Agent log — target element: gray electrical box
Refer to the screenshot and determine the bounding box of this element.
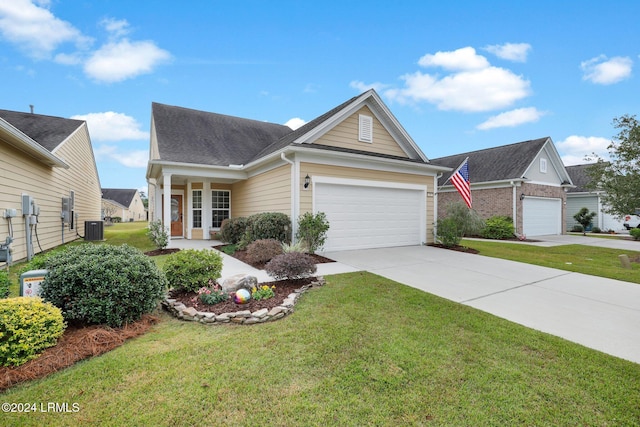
[62,197,71,223]
[20,269,48,297]
[22,194,33,216]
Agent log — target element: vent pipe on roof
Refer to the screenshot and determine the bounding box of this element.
[29,105,34,114]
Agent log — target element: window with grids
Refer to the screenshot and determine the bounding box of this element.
[211,190,230,228]
[192,190,202,228]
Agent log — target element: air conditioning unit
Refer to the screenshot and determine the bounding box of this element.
[84,220,104,241]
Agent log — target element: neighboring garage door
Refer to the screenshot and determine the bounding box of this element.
[523,197,562,236]
[314,178,426,252]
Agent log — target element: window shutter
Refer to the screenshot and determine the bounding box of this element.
[359,114,373,143]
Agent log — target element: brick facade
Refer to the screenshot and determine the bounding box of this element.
[438,183,566,235]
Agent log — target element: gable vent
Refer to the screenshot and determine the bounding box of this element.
[358,114,373,143]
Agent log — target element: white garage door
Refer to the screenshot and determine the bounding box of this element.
[314,179,425,252]
[523,197,562,236]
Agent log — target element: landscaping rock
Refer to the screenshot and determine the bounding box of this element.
[221,273,258,293]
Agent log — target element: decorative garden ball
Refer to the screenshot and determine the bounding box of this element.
[234,289,251,304]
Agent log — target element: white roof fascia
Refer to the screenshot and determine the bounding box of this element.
[0,117,69,168]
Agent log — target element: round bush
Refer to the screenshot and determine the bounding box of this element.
[480,216,514,239]
[246,212,291,243]
[220,217,248,244]
[163,249,223,292]
[265,252,317,280]
[246,239,284,264]
[0,297,65,367]
[41,244,167,327]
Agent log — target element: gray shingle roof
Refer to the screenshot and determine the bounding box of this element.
[565,164,597,193]
[152,103,293,166]
[431,137,550,186]
[0,109,84,152]
[101,188,137,207]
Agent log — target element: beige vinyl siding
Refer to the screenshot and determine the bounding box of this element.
[149,118,160,160]
[313,106,409,158]
[231,165,290,217]
[0,126,101,264]
[128,192,147,221]
[299,162,436,244]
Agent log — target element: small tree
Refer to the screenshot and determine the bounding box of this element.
[573,207,596,236]
[296,212,330,254]
[147,220,169,250]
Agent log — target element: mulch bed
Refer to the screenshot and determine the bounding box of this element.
[169,277,315,313]
[431,244,479,254]
[212,245,335,270]
[144,248,181,256]
[0,315,158,392]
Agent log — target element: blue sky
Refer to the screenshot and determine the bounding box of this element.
[1,1,639,194]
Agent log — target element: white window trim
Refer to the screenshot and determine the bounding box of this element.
[540,158,548,173]
[358,114,373,143]
[211,189,231,230]
[192,189,202,229]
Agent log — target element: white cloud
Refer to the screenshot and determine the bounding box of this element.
[84,39,171,83]
[484,43,531,62]
[581,55,633,85]
[556,135,611,165]
[72,112,148,141]
[95,145,149,168]
[418,47,489,71]
[0,1,170,83]
[383,47,531,112]
[0,0,92,59]
[477,107,546,130]
[349,80,389,93]
[284,117,306,130]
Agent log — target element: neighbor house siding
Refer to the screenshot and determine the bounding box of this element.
[231,165,291,217]
[298,162,435,244]
[566,195,599,230]
[0,126,101,264]
[313,106,409,158]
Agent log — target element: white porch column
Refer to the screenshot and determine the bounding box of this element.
[163,173,172,241]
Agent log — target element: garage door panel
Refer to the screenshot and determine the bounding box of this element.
[523,198,561,236]
[315,182,424,251]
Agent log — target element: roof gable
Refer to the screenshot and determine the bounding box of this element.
[432,138,551,186]
[0,109,84,152]
[101,188,137,207]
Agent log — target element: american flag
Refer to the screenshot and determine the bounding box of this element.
[449,157,472,208]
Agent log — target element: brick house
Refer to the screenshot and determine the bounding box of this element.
[431,137,573,237]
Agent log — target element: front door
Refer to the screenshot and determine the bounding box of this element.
[169,195,183,236]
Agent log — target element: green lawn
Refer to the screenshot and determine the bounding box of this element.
[461,238,640,284]
[3,271,639,426]
[3,225,640,425]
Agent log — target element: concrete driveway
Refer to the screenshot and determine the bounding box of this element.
[323,245,640,364]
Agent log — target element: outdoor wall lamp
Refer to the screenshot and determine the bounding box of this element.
[520,193,525,201]
[304,174,311,189]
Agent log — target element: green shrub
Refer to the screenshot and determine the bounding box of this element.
[246,212,291,243]
[265,252,317,280]
[246,239,284,264]
[41,244,167,327]
[571,225,584,233]
[0,270,9,299]
[220,217,248,244]
[436,217,462,248]
[296,212,330,254]
[481,216,515,239]
[197,286,229,305]
[147,220,169,250]
[573,207,596,235]
[591,226,602,233]
[630,228,640,241]
[0,297,65,367]
[163,249,223,293]
[444,202,485,236]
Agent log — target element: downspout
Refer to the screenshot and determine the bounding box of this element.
[433,173,442,242]
[511,181,518,234]
[281,153,297,242]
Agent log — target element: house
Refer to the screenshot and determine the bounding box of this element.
[146,90,451,251]
[0,108,102,264]
[431,137,573,237]
[101,188,147,222]
[564,164,625,232]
